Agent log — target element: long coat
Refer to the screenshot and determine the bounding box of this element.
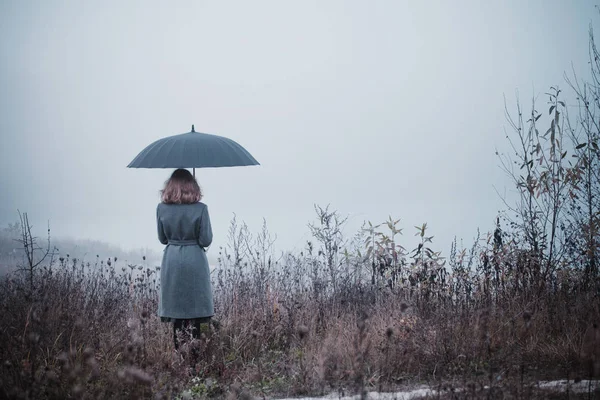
[156,202,214,320]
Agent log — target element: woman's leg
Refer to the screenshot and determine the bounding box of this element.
[173,319,186,350]
[189,317,211,363]
[191,319,202,339]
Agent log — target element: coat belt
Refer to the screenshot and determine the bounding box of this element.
[167,239,198,246]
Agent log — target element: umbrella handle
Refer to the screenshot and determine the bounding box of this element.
[193,168,195,178]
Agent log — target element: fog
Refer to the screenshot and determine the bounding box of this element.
[0,1,594,264]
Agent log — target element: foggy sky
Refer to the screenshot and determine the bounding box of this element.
[0,1,595,263]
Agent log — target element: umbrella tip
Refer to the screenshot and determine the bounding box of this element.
[191,124,195,132]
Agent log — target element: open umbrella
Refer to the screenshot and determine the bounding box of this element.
[127,125,259,176]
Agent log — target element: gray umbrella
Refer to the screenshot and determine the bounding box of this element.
[127,125,259,176]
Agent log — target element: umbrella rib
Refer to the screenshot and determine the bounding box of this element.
[166,137,182,167]
[129,138,163,167]
[149,136,179,168]
[205,138,214,167]
[178,136,186,168]
[233,140,253,163]
[227,139,240,165]
[233,139,257,164]
[226,139,240,165]
[226,139,246,165]
[197,138,205,168]
[208,138,217,166]
[143,138,168,168]
[239,143,255,160]
[217,139,232,166]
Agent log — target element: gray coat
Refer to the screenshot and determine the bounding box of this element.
[156,202,214,320]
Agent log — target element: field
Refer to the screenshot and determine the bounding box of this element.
[0,207,598,399]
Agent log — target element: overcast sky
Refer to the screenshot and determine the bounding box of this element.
[0,1,596,263]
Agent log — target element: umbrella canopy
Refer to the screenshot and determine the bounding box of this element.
[127,125,260,169]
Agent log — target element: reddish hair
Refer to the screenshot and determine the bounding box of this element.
[161,169,202,204]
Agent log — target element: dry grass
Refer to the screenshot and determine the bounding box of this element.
[0,214,598,399]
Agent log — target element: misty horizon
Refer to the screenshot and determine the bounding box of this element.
[1,1,596,262]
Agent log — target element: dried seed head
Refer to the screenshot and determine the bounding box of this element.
[298,325,309,340]
[357,319,365,331]
[386,327,394,338]
[90,366,100,379]
[523,312,531,322]
[72,384,83,396]
[400,303,409,313]
[27,332,40,343]
[46,370,58,382]
[83,347,94,359]
[56,352,69,364]
[126,367,153,385]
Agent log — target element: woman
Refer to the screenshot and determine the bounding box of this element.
[156,168,214,350]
